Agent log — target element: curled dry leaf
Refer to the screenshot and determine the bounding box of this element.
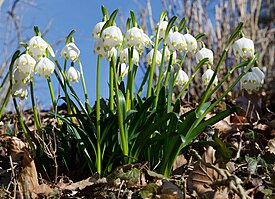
[187,146,227,198]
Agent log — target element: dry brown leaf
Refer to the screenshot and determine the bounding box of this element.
[160,180,183,199]
[187,146,222,198]
[268,139,275,154]
[5,137,39,198]
[33,184,53,196]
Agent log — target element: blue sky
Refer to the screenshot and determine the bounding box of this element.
[1,0,163,108]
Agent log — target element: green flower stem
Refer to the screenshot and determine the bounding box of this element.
[163,54,173,88]
[30,81,42,134]
[112,58,128,158]
[206,60,249,100]
[147,24,161,98]
[109,59,114,111]
[96,55,102,175]
[126,47,133,110]
[77,60,89,104]
[154,42,167,108]
[0,85,11,118]
[176,58,209,101]
[137,66,150,96]
[196,22,243,115]
[47,77,62,126]
[184,54,258,148]
[0,71,9,92]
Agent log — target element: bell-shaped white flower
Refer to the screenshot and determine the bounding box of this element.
[16,54,36,75]
[196,48,214,65]
[125,27,151,52]
[13,68,32,84]
[28,36,48,60]
[61,43,80,62]
[166,32,187,52]
[241,67,265,93]
[120,48,139,65]
[66,66,80,82]
[160,47,177,64]
[157,21,169,39]
[117,63,129,79]
[183,33,197,53]
[94,38,116,60]
[101,26,123,50]
[175,69,189,87]
[233,37,254,60]
[12,82,28,100]
[202,68,218,88]
[92,21,106,39]
[35,57,55,78]
[145,49,162,66]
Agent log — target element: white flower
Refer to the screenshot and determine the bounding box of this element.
[196,48,214,65]
[94,38,117,60]
[145,49,162,66]
[202,69,218,88]
[16,54,36,75]
[120,48,139,65]
[13,68,32,84]
[101,26,123,50]
[92,21,106,39]
[12,82,28,100]
[61,43,80,62]
[157,21,169,38]
[183,33,197,53]
[35,57,55,78]
[175,69,189,87]
[67,66,80,82]
[241,67,265,93]
[28,36,48,60]
[117,63,128,78]
[125,27,151,52]
[160,47,177,64]
[233,37,254,60]
[166,32,187,52]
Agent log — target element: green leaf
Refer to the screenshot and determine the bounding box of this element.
[178,17,186,32]
[195,33,205,40]
[195,101,211,118]
[33,26,41,36]
[101,5,109,21]
[130,10,137,27]
[165,16,177,39]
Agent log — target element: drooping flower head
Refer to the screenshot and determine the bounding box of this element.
[92,21,106,39]
[28,36,48,60]
[183,33,197,53]
[120,48,140,65]
[35,57,55,78]
[145,49,162,66]
[16,54,36,75]
[196,48,214,65]
[67,66,80,82]
[94,38,117,60]
[175,69,189,87]
[157,21,169,39]
[101,26,123,50]
[233,37,254,60]
[13,68,32,84]
[202,68,218,88]
[241,67,265,93]
[166,32,187,53]
[12,82,28,100]
[61,43,80,62]
[125,27,151,52]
